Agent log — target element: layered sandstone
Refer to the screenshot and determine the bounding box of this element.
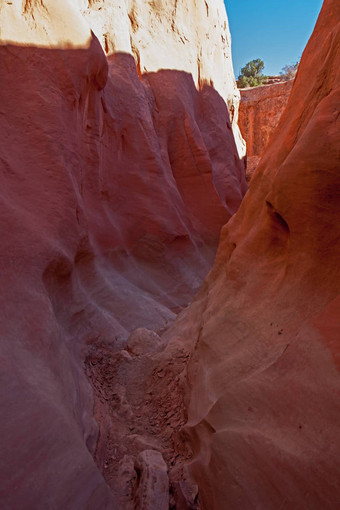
[0,0,246,508]
[164,0,340,507]
[239,79,293,178]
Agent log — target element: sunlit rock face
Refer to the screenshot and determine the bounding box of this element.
[238,79,293,179]
[165,0,340,507]
[81,0,246,157]
[0,0,245,155]
[0,0,246,508]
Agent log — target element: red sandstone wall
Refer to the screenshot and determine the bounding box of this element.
[239,79,293,178]
[165,0,340,507]
[0,2,246,508]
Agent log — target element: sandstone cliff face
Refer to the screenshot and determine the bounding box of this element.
[165,0,340,507]
[0,1,246,508]
[238,79,293,179]
[0,0,245,156]
[81,0,246,156]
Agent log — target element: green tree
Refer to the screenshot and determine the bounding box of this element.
[237,59,268,88]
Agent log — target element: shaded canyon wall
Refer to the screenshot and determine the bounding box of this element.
[0,0,247,508]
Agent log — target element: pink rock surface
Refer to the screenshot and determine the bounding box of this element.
[0,1,246,508]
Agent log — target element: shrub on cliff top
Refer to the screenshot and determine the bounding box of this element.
[280,59,300,80]
[237,59,268,88]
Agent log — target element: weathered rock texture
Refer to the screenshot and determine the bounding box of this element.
[239,79,293,179]
[0,0,245,157]
[164,0,340,507]
[81,0,246,157]
[0,0,247,508]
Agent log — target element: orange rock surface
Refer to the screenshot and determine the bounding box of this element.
[239,79,293,178]
[166,0,340,507]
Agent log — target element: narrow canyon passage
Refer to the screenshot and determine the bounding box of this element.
[0,1,246,508]
[0,1,339,509]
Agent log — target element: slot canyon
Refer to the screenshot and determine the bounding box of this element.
[0,1,339,509]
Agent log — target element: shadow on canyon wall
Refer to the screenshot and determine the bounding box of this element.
[0,37,247,509]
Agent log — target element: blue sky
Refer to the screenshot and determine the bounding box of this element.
[225,0,323,76]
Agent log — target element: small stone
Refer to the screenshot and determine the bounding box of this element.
[126,328,165,356]
[134,450,169,510]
